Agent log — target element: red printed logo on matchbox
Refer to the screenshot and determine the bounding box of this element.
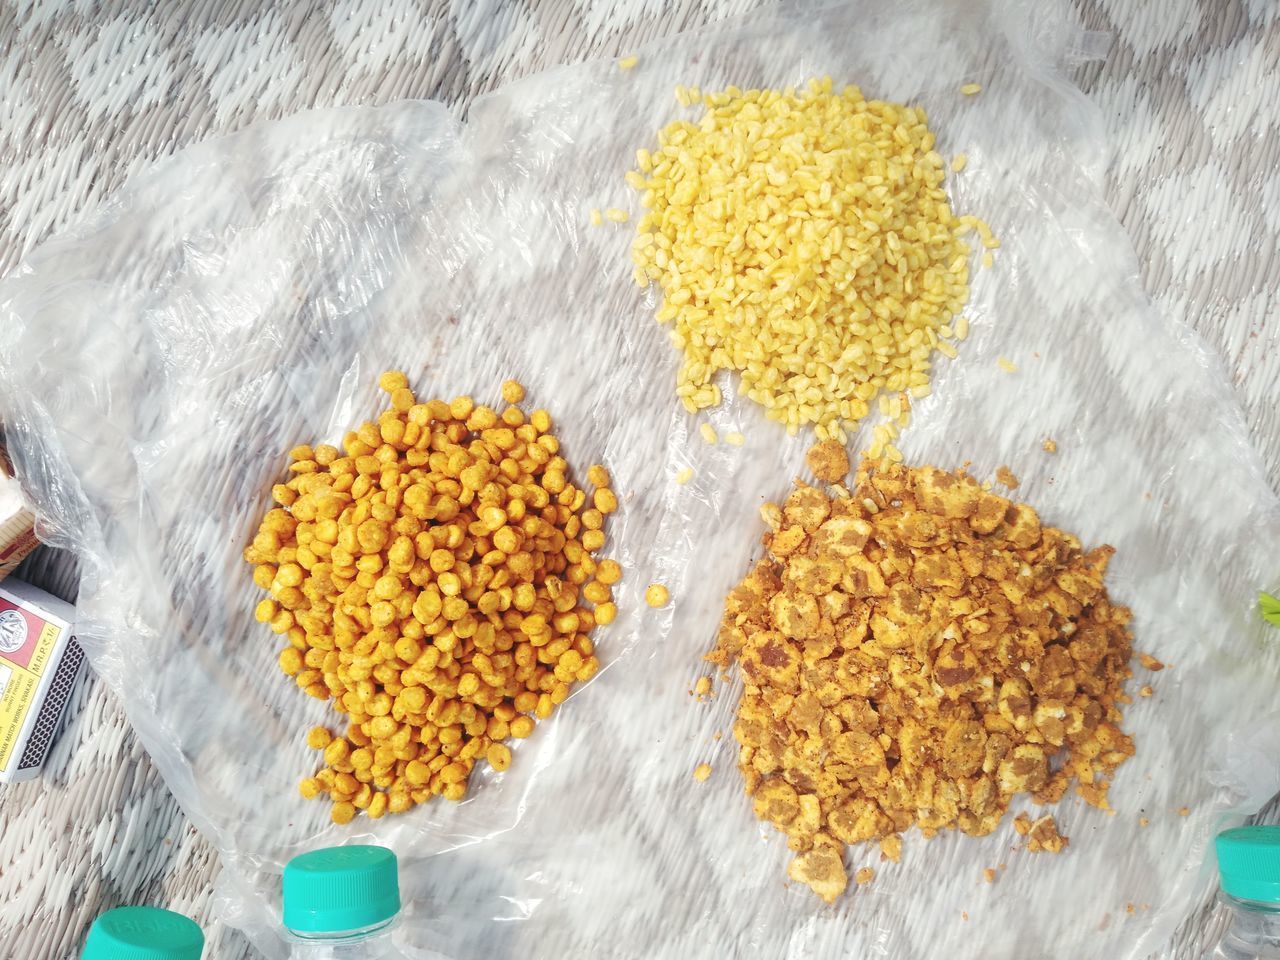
[0,599,43,670]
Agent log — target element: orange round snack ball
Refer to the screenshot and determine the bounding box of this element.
[645,583,670,608]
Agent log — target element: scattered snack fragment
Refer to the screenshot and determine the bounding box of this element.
[855,867,875,885]
[725,432,746,447]
[694,676,712,697]
[674,466,695,485]
[645,583,670,608]
[707,458,1136,901]
[1139,653,1165,671]
[806,440,850,484]
[961,82,982,95]
[699,423,718,445]
[627,77,993,441]
[1042,438,1058,454]
[995,465,1019,489]
[787,847,847,904]
[1179,806,1190,817]
[693,762,712,782]
[245,372,618,822]
[617,54,638,70]
[1024,815,1069,853]
[997,356,1017,373]
[1139,816,1150,828]
[589,208,603,226]
[983,868,997,884]
[951,153,968,173]
[1139,685,1153,698]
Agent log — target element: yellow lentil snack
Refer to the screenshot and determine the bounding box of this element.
[628,77,987,441]
[245,374,619,821]
[707,456,1136,902]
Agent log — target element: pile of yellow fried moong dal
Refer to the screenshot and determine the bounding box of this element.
[244,373,620,823]
[628,77,996,441]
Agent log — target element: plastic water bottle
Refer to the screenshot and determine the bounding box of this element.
[283,845,401,959]
[1204,826,1280,959]
[81,906,204,959]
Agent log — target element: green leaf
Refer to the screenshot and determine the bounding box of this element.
[1261,591,1280,628]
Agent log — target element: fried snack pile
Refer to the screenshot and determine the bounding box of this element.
[707,458,1135,902]
[627,77,994,442]
[244,373,617,823]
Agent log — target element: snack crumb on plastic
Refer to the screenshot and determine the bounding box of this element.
[995,465,1019,489]
[961,82,982,95]
[674,466,695,485]
[1022,815,1069,853]
[707,457,1134,900]
[854,867,875,885]
[1139,816,1150,828]
[589,208,603,226]
[694,676,712,697]
[725,431,745,447]
[983,867,997,884]
[617,54,638,70]
[997,356,1017,373]
[806,440,850,484]
[1042,438,1058,453]
[1139,685,1153,697]
[700,423,718,445]
[1139,653,1165,671]
[1178,806,1190,817]
[880,835,902,863]
[951,153,968,173]
[645,583,670,608]
[693,762,712,782]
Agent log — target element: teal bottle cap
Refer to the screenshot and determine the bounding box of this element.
[1217,825,1280,903]
[81,906,203,960]
[283,845,400,935]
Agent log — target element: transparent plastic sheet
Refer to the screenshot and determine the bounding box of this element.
[2,0,1279,957]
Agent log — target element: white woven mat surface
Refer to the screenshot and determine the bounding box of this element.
[1,1,1277,958]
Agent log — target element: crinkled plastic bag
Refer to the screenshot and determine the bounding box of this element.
[3,1,1279,957]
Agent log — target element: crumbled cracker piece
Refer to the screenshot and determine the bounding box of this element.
[1139,685,1153,697]
[675,466,694,485]
[983,868,997,884]
[693,762,712,782]
[807,440,851,484]
[1139,816,1149,828]
[1024,815,1069,854]
[1042,438,1057,454]
[694,676,712,697]
[1139,653,1164,671]
[725,432,746,446]
[854,867,875,885]
[709,458,1134,901]
[997,356,1017,373]
[880,835,902,863]
[788,846,847,904]
[1178,806,1190,817]
[995,465,1019,489]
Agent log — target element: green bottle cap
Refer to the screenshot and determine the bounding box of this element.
[283,845,400,935]
[1216,826,1280,903]
[81,906,203,960]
